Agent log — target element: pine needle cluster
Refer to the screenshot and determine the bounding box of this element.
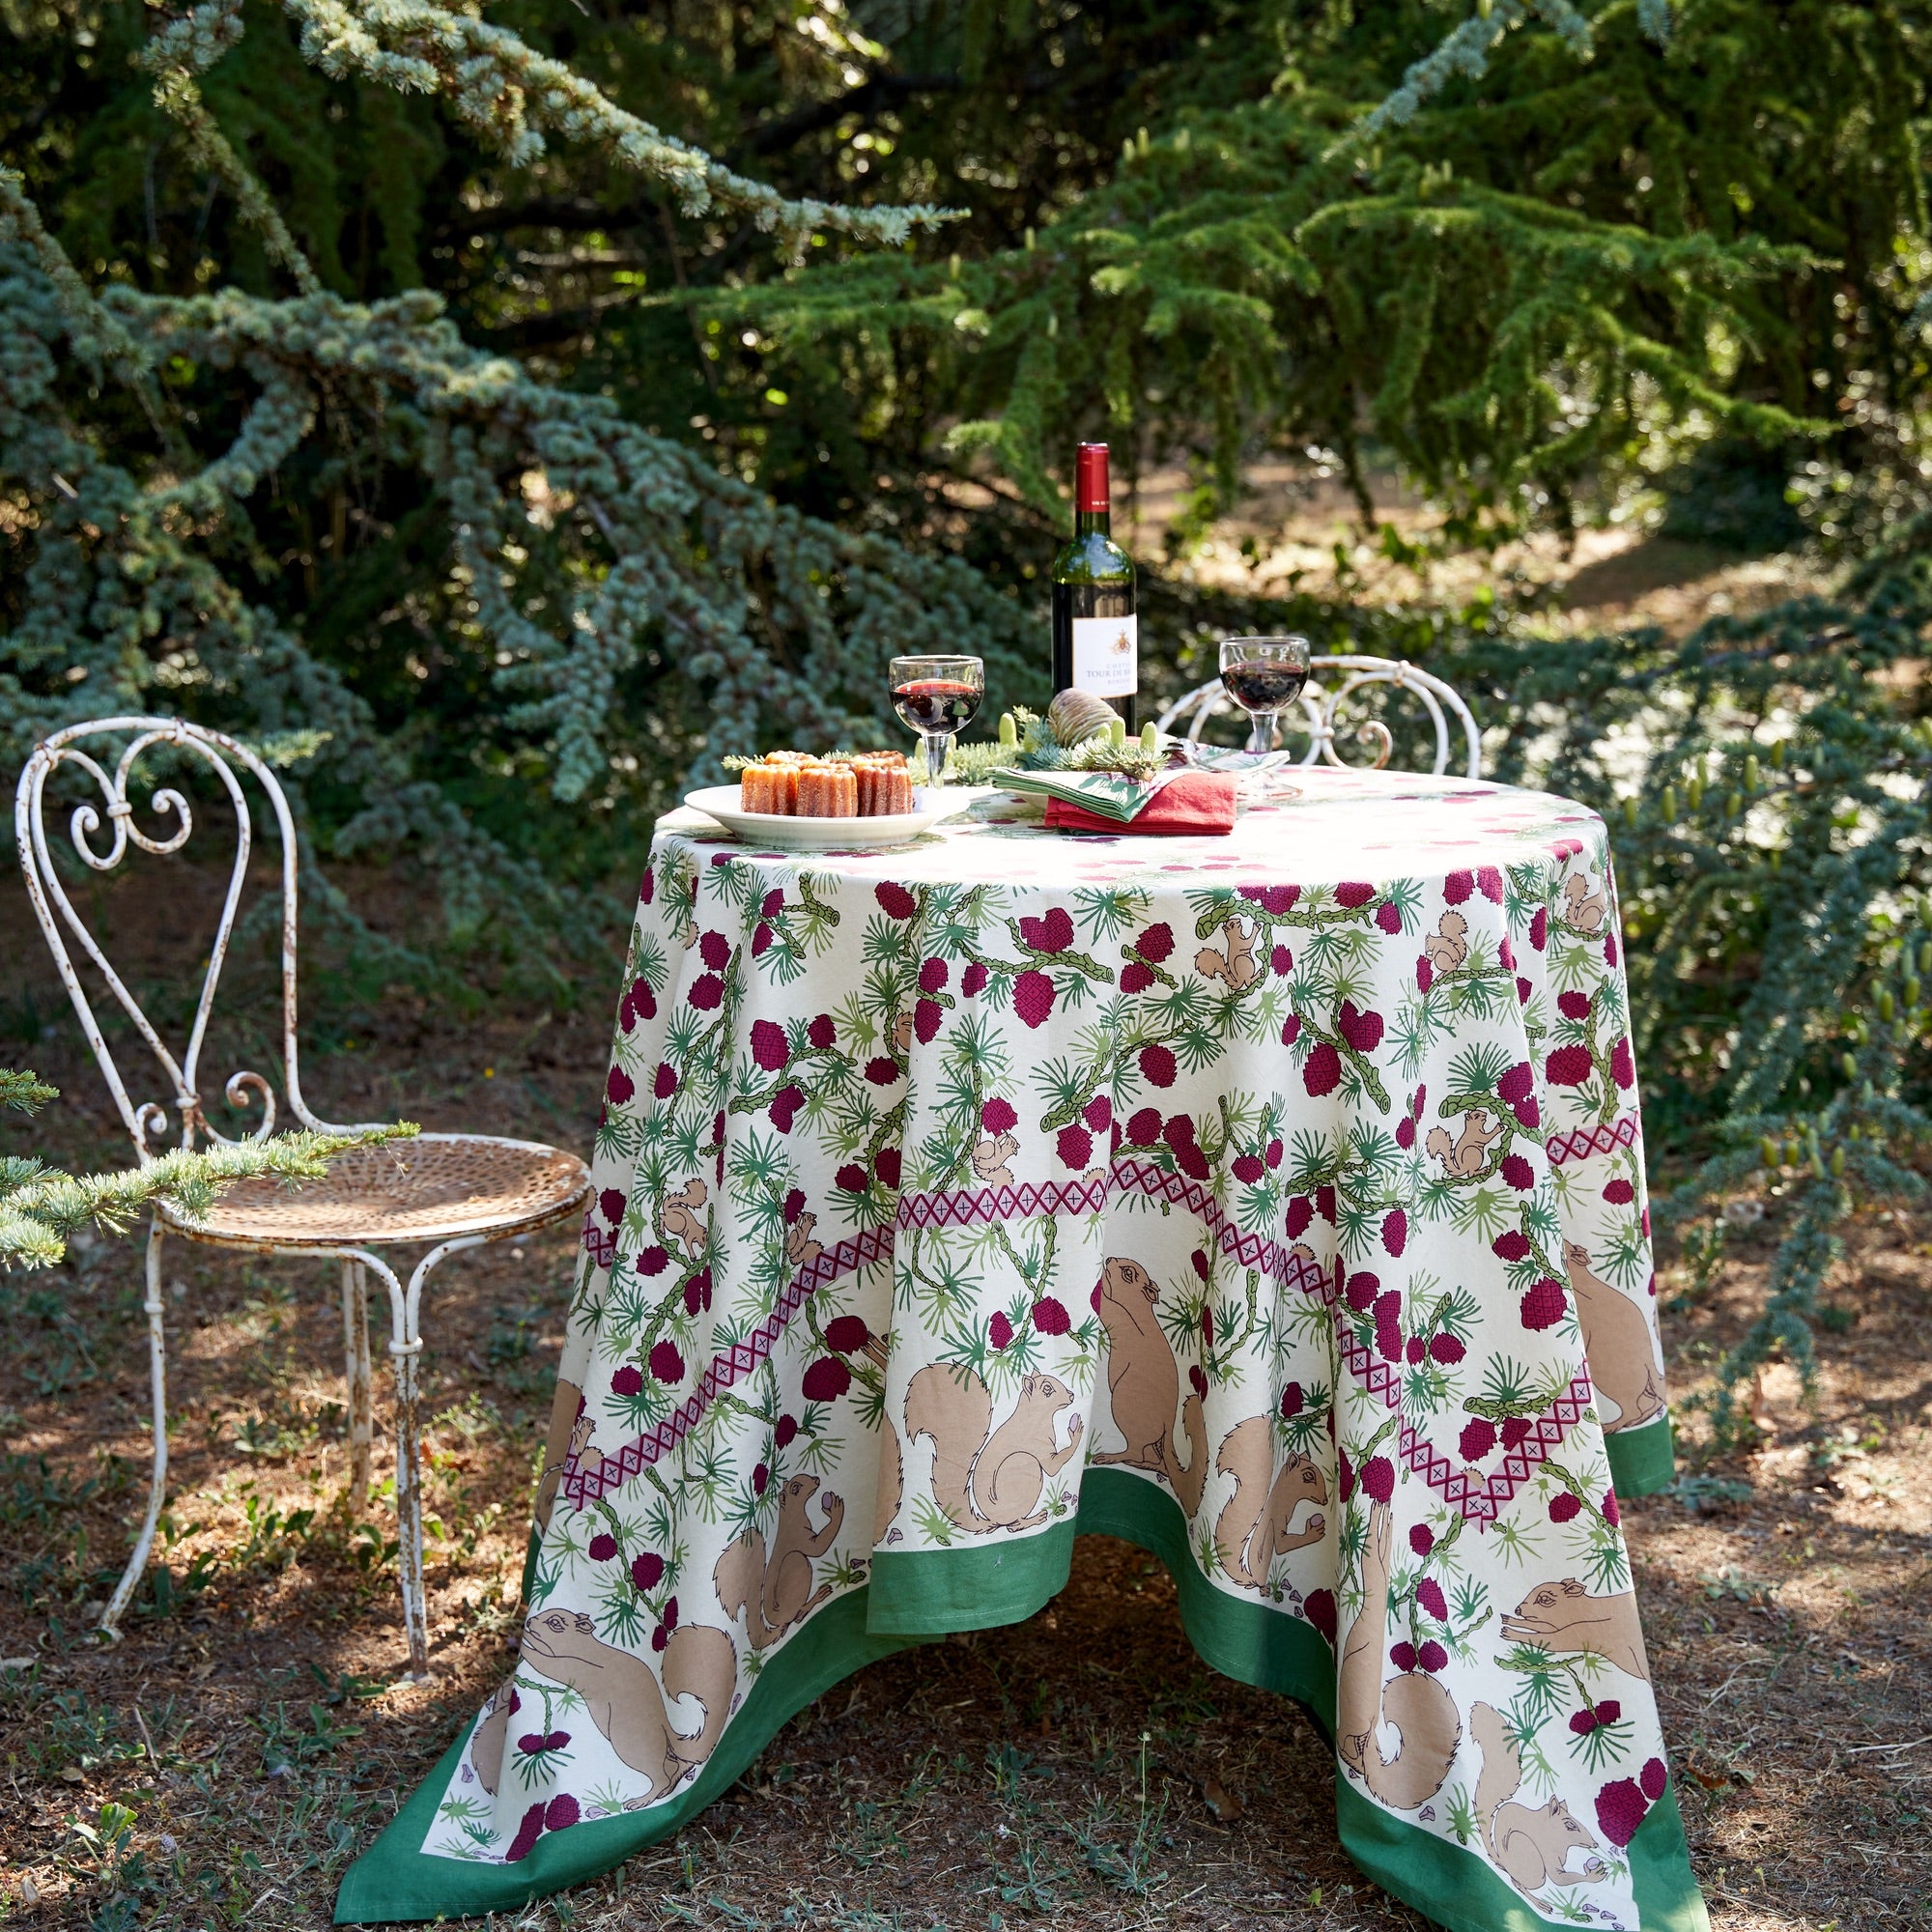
[1,1065,414,1270]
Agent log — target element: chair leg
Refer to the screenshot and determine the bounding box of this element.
[388,1235,487,1682]
[339,1258,373,1504]
[100,1216,170,1640]
[354,1251,427,1679]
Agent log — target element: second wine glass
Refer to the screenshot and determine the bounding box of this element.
[1219,636,1310,755]
[891,655,984,786]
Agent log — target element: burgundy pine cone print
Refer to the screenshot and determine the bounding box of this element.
[1019,906,1074,953]
[1548,1043,1596,1085]
[1300,1589,1337,1646]
[1012,969,1055,1028]
[1031,1296,1071,1336]
[1140,1043,1178,1087]
[801,1357,853,1403]
[1302,1040,1343,1095]
[1520,1278,1569,1330]
[1594,1777,1649,1849]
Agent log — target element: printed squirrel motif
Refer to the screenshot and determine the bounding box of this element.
[1211,1417,1327,1589]
[1089,1258,1207,1514]
[971,1131,1019,1189]
[661,1178,709,1253]
[1501,1577,1653,1684]
[1470,1701,1605,1907]
[474,1609,736,1804]
[713,1472,843,1650]
[532,1378,585,1533]
[1422,909,1469,973]
[873,1410,904,1548]
[1562,873,1609,934]
[1426,1108,1504,1179]
[1563,1240,1665,1433]
[1196,918,1261,992]
[1335,1500,1462,1809]
[903,1363,1083,1534]
[784,1209,822,1273]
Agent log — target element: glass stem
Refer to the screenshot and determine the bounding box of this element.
[923,731,950,787]
[1247,711,1277,756]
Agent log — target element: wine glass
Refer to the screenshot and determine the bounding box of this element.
[891,654,984,788]
[1219,636,1311,755]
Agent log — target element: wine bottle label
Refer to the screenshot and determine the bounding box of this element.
[1070,614,1138,696]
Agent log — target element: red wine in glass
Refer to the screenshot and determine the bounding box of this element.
[1219,636,1311,755]
[889,654,985,785]
[1220,662,1308,714]
[893,679,983,735]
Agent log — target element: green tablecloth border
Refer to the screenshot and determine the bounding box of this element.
[333,1588,923,1924]
[339,1467,1704,1930]
[1605,1410,1676,1500]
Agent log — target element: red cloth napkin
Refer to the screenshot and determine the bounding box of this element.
[1042,769,1238,836]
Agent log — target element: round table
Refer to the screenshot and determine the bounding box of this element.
[341,767,1708,1932]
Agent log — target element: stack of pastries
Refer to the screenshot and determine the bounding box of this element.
[739,751,915,817]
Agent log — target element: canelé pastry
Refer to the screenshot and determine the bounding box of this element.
[738,749,914,816]
[738,762,799,814]
[796,762,858,816]
[851,753,914,816]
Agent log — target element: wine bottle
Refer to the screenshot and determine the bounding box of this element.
[1050,441,1136,728]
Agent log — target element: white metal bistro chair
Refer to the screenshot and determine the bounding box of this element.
[14,719,590,1677]
[1156,654,1483,778]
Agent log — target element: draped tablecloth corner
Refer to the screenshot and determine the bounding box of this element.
[339,769,1708,1932]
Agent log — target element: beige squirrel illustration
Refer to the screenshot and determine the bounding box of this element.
[971,1130,1019,1189]
[1470,1701,1606,1907]
[1212,1417,1327,1588]
[1335,1499,1462,1809]
[892,1010,914,1056]
[1196,918,1261,991]
[904,1363,1083,1534]
[713,1472,843,1650]
[1501,1577,1653,1684]
[1426,1108,1504,1178]
[1423,908,1469,972]
[661,1178,708,1253]
[1563,873,1609,934]
[1563,1241,1665,1433]
[785,1209,822,1273]
[471,1609,736,1803]
[532,1381,606,1532]
[469,1676,519,1795]
[872,1411,903,1547]
[1089,1257,1207,1514]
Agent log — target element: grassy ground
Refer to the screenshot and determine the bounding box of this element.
[2,851,1928,1932]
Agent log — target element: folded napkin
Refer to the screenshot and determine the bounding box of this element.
[1043,769,1237,836]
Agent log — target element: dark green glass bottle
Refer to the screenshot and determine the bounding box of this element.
[1050,442,1137,728]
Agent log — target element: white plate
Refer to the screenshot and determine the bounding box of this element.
[681,784,981,849]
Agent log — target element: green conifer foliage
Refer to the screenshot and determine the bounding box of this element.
[1,1065,412,1269]
[2,0,1030,974]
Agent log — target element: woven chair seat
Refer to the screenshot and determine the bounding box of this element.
[166,1133,589,1247]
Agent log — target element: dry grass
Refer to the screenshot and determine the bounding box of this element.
[1,846,1926,1932]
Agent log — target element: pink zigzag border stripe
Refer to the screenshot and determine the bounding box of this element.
[1545,1112,1638,1166]
[561,1225,895,1508]
[566,1152,1604,1522]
